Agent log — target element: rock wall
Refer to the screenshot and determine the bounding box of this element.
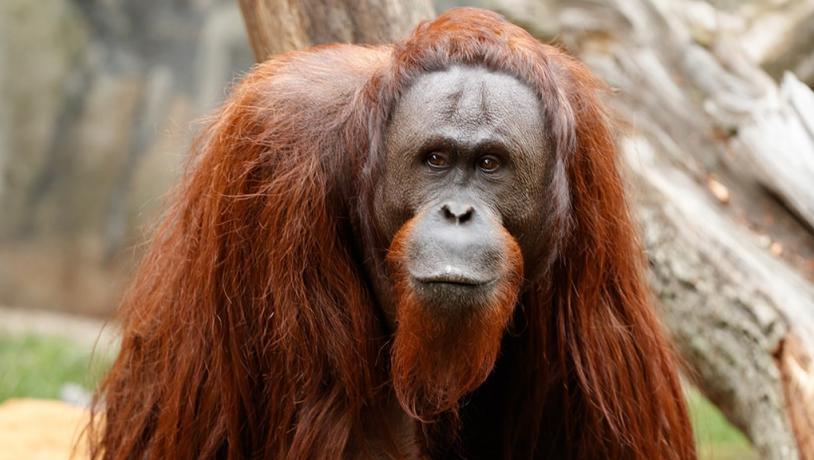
[0,0,253,315]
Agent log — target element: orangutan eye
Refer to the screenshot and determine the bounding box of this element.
[426,152,451,169]
[477,155,501,173]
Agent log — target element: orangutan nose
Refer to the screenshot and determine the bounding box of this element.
[440,202,474,225]
[406,201,504,289]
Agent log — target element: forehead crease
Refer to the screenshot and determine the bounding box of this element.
[479,81,489,116]
[441,87,464,119]
[423,72,486,123]
[388,66,545,149]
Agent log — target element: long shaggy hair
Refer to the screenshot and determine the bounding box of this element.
[387,218,524,423]
[90,8,696,460]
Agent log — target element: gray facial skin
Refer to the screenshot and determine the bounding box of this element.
[373,65,550,320]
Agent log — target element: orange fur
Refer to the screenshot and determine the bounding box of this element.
[89,8,696,459]
[387,218,523,422]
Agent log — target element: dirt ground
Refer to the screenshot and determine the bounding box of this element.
[0,398,89,460]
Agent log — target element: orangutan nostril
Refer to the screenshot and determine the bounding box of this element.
[440,202,475,224]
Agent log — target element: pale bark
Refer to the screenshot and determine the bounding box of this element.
[733,0,814,87]
[236,0,434,61]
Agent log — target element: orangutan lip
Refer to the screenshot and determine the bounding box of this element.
[411,272,495,286]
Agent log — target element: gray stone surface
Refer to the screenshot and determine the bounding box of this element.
[0,0,253,315]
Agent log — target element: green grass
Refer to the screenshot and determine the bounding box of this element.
[687,386,758,460]
[0,334,111,402]
[0,333,758,457]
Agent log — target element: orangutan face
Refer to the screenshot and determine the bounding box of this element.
[374,65,549,418]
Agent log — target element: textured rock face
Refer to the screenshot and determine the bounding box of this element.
[0,0,253,315]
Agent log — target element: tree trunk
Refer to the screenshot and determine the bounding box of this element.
[236,0,434,61]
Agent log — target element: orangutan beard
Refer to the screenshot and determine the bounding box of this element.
[386,223,524,421]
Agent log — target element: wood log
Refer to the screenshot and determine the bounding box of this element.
[236,0,434,61]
